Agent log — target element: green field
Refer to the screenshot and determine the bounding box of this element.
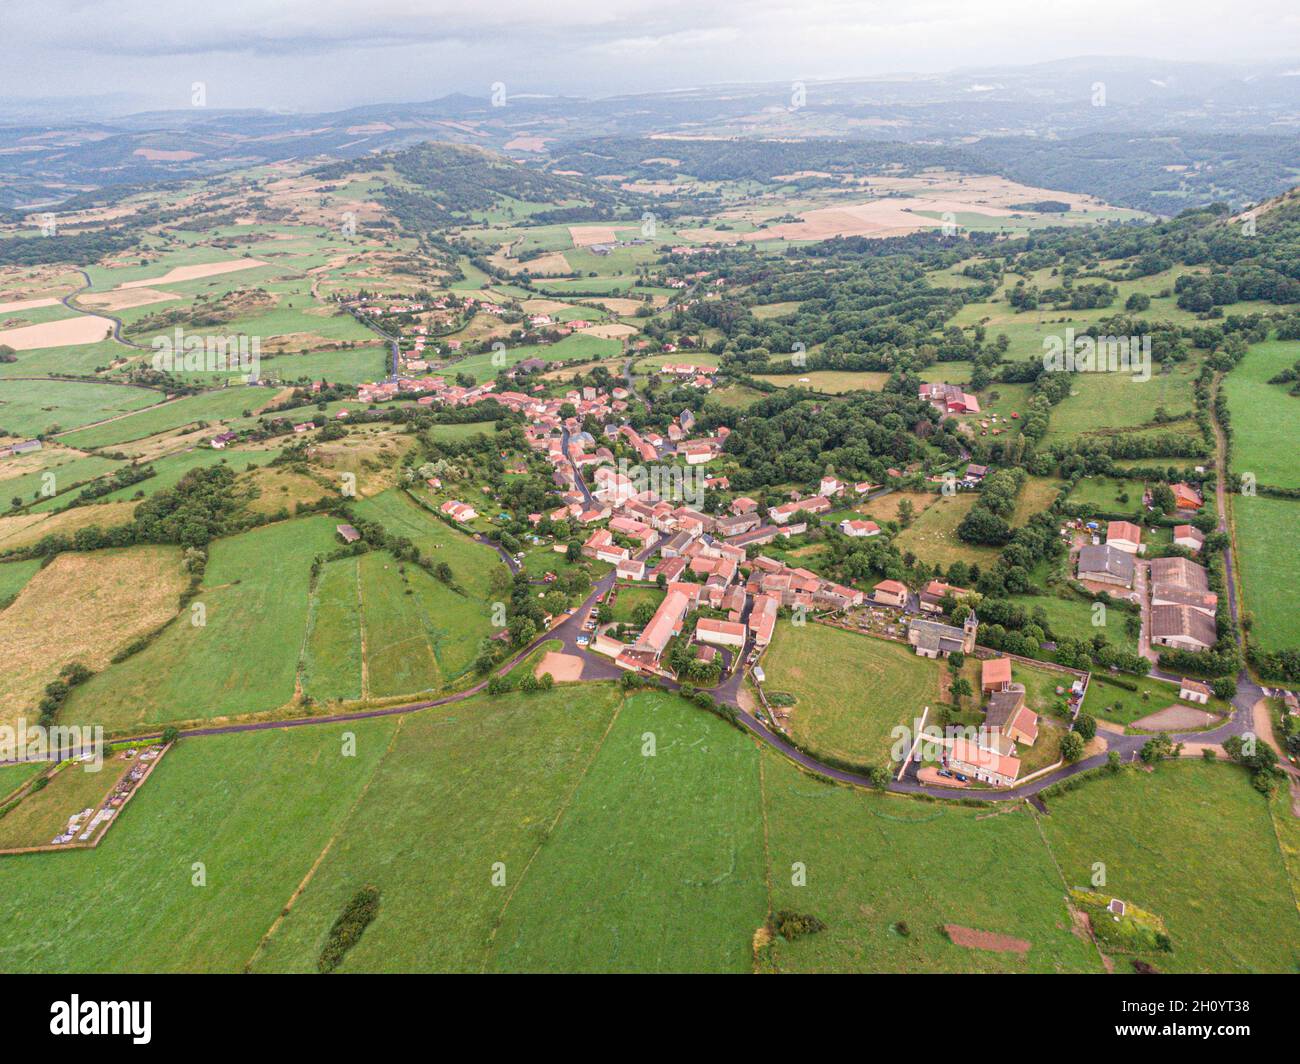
[1224,339,1300,490]
[762,749,1101,973]
[892,492,1001,569]
[63,516,341,731]
[252,685,624,972]
[58,387,265,449]
[0,718,399,972]
[1008,593,1140,657]
[1044,361,1199,443]
[489,691,766,972]
[1038,762,1300,973]
[762,621,939,769]
[0,379,160,438]
[1082,673,1230,727]
[0,557,41,609]
[1233,493,1300,653]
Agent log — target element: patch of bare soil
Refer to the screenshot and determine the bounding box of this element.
[536,650,584,683]
[1131,705,1219,731]
[943,925,1031,955]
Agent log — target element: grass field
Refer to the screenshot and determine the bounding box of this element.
[489,691,766,973]
[761,749,1101,973]
[58,388,264,449]
[0,379,160,438]
[753,369,889,393]
[301,557,363,704]
[1224,339,1300,490]
[0,545,186,729]
[62,517,339,732]
[1043,361,1199,444]
[1038,762,1300,972]
[763,621,940,768]
[252,686,623,972]
[1082,673,1230,727]
[1008,593,1141,657]
[0,718,400,973]
[0,557,41,609]
[608,584,664,623]
[1234,493,1300,653]
[1012,476,1065,526]
[1067,475,1146,514]
[892,492,1000,568]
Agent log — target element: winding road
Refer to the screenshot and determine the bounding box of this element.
[13,379,1271,802]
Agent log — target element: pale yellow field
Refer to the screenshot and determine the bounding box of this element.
[0,545,186,727]
[118,258,267,289]
[0,501,138,551]
[0,314,115,350]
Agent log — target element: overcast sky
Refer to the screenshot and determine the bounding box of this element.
[3,0,1297,114]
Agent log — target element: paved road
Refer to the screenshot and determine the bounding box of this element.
[14,402,1263,799]
[61,270,153,351]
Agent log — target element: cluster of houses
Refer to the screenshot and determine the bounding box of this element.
[1073,516,1218,652]
[942,655,1043,788]
[0,438,41,458]
[919,381,980,416]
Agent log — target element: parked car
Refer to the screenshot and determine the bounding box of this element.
[955,773,969,783]
[938,769,953,778]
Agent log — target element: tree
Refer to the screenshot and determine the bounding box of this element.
[1060,731,1085,762]
[949,677,972,706]
[1074,713,1097,742]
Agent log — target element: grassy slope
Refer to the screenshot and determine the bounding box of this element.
[763,621,940,768]
[0,718,398,973]
[489,691,767,973]
[252,686,622,972]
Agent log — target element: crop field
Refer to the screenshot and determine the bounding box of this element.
[1224,338,1300,490]
[0,500,137,553]
[0,545,186,729]
[62,517,339,732]
[1038,763,1300,973]
[252,686,623,973]
[752,369,889,393]
[891,492,1001,568]
[0,379,160,438]
[762,621,940,769]
[1231,493,1300,653]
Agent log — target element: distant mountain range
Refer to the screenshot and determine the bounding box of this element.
[2,56,1297,214]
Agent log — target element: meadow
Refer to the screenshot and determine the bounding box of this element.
[0,545,186,729]
[892,492,1001,569]
[0,718,399,973]
[1232,493,1300,652]
[1038,762,1300,973]
[488,691,767,973]
[762,621,940,769]
[62,517,339,732]
[252,686,624,972]
[0,379,160,438]
[1224,338,1300,490]
[1082,673,1230,728]
[58,387,266,449]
